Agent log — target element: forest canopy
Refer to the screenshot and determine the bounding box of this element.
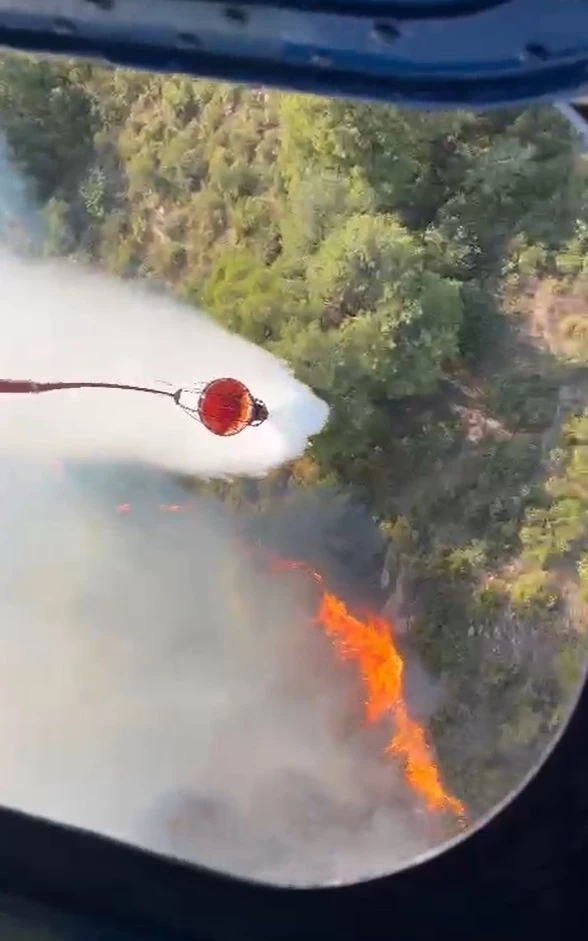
[2,53,588,817]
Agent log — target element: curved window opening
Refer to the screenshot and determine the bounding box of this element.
[0,50,585,887]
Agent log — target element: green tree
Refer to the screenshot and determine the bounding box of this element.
[0,54,96,202]
[202,252,299,344]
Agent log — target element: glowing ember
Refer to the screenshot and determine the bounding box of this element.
[113,503,189,514]
[269,557,466,820]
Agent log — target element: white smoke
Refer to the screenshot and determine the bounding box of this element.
[0,130,448,888]
[0,134,39,249]
[0,465,446,887]
[0,252,328,478]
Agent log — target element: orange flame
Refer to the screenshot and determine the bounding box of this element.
[269,557,465,819]
[109,502,465,820]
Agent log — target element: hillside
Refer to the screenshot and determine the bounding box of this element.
[2,52,588,825]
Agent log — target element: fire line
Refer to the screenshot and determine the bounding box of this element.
[268,557,466,821]
[111,504,466,821]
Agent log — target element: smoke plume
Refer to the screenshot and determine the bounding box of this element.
[0,464,446,886]
[0,134,447,888]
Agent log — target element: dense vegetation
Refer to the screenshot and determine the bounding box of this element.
[3,52,588,822]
